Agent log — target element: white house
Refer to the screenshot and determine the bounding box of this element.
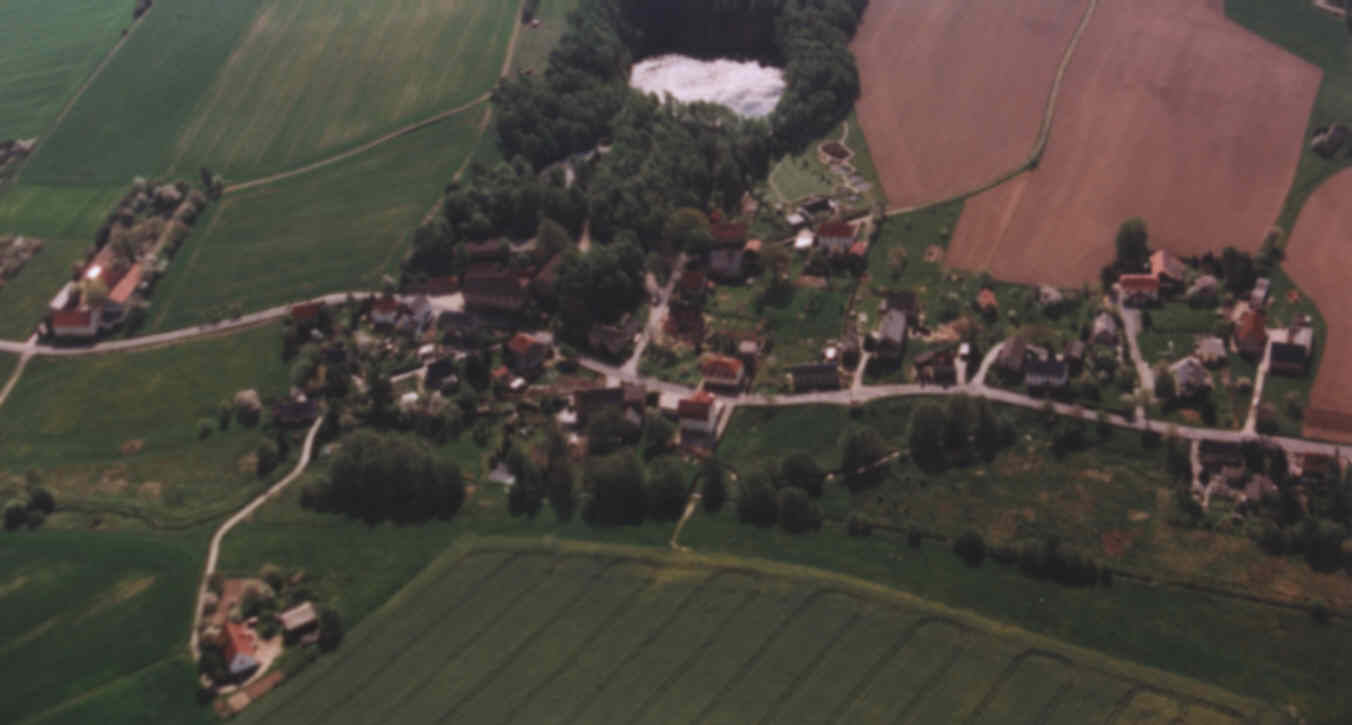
[677,391,719,436]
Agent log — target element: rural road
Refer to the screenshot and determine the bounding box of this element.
[623,253,687,377]
[188,415,324,659]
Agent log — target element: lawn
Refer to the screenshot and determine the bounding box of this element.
[145,112,483,331]
[769,112,885,209]
[0,324,292,526]
[230,537,1281,725]
[0,352,16,386]
[0,0,128,140]
[165,0,517,181]
[0,527,206,725]
[509,0,581,76]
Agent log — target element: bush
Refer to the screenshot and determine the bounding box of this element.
[701,459,727,513]
[24,510,45,530]
[953,531,986,567]
[648,463,689,522]
[319,609,343,652]
[737,473,779,527]
[780,453,825,498]
[256,439,281,477]
[27,488,54,515]
[4,500,27,531]
[196,418,214,439]
[584,452,648,526]
[315,430,465,523]
[840,427,889,491]
[260,564,285,592]
[777,487,822,534]
[846,513,872,537]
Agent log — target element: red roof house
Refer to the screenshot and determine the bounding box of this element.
[505,332,550,374]
[222,621,260,679]
[1235,309,1268,358]
[817,220,856,253]
[289,301,324,323]
[700,354,745,388]
[50,308,99,339]
[107,263,143,305]
[677,391,718,436]
[1119,274,1160,306]
[370,296,402,325]
[710,222,748,247]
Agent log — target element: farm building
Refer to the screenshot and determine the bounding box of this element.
[1271,326,1314,376]
[1119,275,1159,306]
[875,310,908,361]
[50,308,100,339]
[1025,358,1069,391]
[700,354,745,389]
[463,264,528,314]
[817,220,856,254]
[1170,357,1211,397]
[677,391,719,438]
[107,263,144,305]
[1235,309,1268,358]
[505,333,551,375]
[221,622,260,681]
[279,602,319,644]
[789,362,841,392]
[1149,249,1188,287]
[996,336,1027,374]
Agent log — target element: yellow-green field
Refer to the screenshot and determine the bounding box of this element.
[235,539,1286,725]
[166,0,517,181]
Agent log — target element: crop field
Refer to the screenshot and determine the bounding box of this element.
[947,0,1320,287]
[146,111,483,331]
[852,0,1089,209]
[1281,167,1352,443]
[234,539,1283,725]
[0,0,128,140]
[0,324,290,525]
[166,0,516,181]
[0,529,204,725]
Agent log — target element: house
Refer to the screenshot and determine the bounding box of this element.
[677,391,719,437]
[1119,274,1160,306]
[1091,312,1120,346]
[1235,309,1268,358]
[107,263,143,305]
[1063,340,1086,374]
[665,300,705,342]
[289,301,324,325]
[977,288,998,312]
[50,308,100,339]
[816,220,856,254]
[996,336,1027,374]
[1169,356,1211,397]
[1185,274,1219,303]
[222,622,260,680]
[505,333,550,375]
[1271,326,1314,376]
[1251,277,1271,308]
[1195,337,1228,367]
[875,309,908,361]
[278,601,319,644]
[700,354,745,388]
[1025,358,1069,391]
[463,264,528,314]
[789,362,841,392]
[676,267,707,302]
[709,222,748,279]
[405,295,435,334]
[1150,250,1188,288]
[370,296,402,326]
[573,384,645,426]
[884,290,918,319]
[272,396,319,426]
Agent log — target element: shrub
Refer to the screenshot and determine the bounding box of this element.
[737,473,779,527]
[780,453,825,498]
[317,431,465,523]
[196,418,214,439]
[584,452,648,526]
[648,463,689,522]
[4,500,27,531]
[840,427,890,491]
[846,513,872,537]
[260,564,285,592]
[256,440,281,477]
[24,510,45,530]
[701,459,727,513]
[953,531,986,567]
[27,488,54,515]
[319,609,343,652]
[777,487,822,534]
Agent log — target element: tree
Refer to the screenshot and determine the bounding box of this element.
[256,439,281,477]
[1154,368,1175,401]
[317,431,465,523]
[1114,218,1148,272]
[546,463,576,522]
[537,218,573,258]
[973,400,1006,462]
[588,407,638,456]
[841,427,890,491]
[663,208,712,254]
[780,453,825,498]
[777,487,822,534]
[908,403,948,472]
[649,463,689,522]
[701,458,727,513]
[953,531,986,567]
[27,488,54,515]
[943,395,976,465]
[585,452,648,526]
[643,415,676,459]
[318,609,343,652]
[737,472,779,527]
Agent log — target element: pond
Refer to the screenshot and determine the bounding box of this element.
[629,54,785,118]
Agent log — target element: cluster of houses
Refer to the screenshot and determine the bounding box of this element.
[1195,440,1341,512]
[993,299,1123,395]
[554,378,725,454]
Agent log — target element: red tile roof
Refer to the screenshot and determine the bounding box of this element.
[106,263,143,305]
[710,222,747,245]
[506,333,539,356]
[224,621,256,662]
[51,308,95,328]
[700,354,744,381]
[849,241,869,256]
[289,301,323,322]
[817,220,854,239]
[1236,310,1267,347]
[1119,274,1160,292]
[372,296,400,314]
[677,391,715,420]
[744,239,763,253]
[977,288,998,310]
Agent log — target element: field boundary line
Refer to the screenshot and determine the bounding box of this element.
[753,608,863,725]
[1031,677,1075,725]
[959,649,1072,725]
[881,0,1099,220]
[432,559,630,724]
[496,572,662,725]
[246,552,525,725]
[888,631,971,725]
[825,616,951,724]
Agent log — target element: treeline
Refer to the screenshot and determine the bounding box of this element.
[301,431,465,524]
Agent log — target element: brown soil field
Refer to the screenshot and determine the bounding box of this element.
[852,0,1088,208]
[946,0,1321,287]
[1283,168,1352,443]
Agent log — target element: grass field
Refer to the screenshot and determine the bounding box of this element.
[509,0,580,76]
[0,528,206,725]
[0,0,128,140]
[231,538,1284,725]
[0,324,291,526]
[166,0,516,181]
[145,112,483,331]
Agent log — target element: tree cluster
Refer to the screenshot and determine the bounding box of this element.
[909,397,1013,473]
[3,487,53,532]
[302,431,465,524]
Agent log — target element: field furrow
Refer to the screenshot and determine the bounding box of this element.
[1110,689,1184,724]
[832,619,970,723]
[1042,669,1135,725]
[899,636,1024,724]
[964,651,1072,725]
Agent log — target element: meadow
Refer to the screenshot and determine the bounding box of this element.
[166,0,517,181]
[0,528,205,725]
[145,112,483,331]
[0,0,127,140]
[0,324,291,527]
[509,0,582,76]
[231,538,1284,725]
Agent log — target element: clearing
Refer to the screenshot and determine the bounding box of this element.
[851,0,1089,208]
[232,538,1282,725]
[946,0,1320,286]
[1282,167,1352,443]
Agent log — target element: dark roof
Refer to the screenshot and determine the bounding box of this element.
[463,240,507,260]
[710,222,747,247]
[463,264,527,309]
[885,291,917,315]
[998,336,1027,367]
[575,387,625,415]
[1064,340,1086,359]
[1026,358,1068,378]
[1271,342,1308,367]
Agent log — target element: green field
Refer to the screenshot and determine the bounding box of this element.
[145,111,483,331]
[232,538,1283,725]
[166,0,516,181]
[0,324,291,525]
[0,0,128,140]
[0,528,205,725]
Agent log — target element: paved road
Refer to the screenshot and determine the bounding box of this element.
[623,253,686,377]
[1118,304,1154,420]
[189,416,324,659]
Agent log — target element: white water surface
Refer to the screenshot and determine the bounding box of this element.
[629,54,785,118]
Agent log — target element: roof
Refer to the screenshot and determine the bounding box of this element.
[879,309,908,344]
[677,391,715,420]
[224,621,256,660]
[1236,310,1267,346]
[1119,274,1160,292]
[817,220,854,239]
[885,291,917,315]
[1026,358,1068,378]
[700,354,744,380]
[744,239,763,253]
[51,308,95,328]
[790,362,839,376]
[290,301,323,322]
[1170,356,1210,388]
[710,222,747,246]
[1150,250,1187,280]
[1289,326,1314,350]
[1271,342,1309,367]
[998,336,1026,367]
[849,240,869,256]
[1064,340,1086,358]
[372,296,401,314]
[678,268,707,293]
[977,288,998,310]
[575,386,624,413]
[463,240,507,259]
[278,601,318,631]
[507,333,543,357]
[1196,337,1227,359]
[107,263,143,305]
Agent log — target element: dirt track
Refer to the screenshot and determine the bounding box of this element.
[853,0,1088,209]
[1283,168,1352,444]
[945,0,1320,287]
